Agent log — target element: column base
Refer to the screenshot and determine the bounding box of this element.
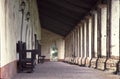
[85,57,91,67]
[64,57,70,63]
[67,57,72,64]
[116,61,120,74]
[97,58,107,70]
[74,57,79,65]
[90,58,98,68]
[106,58,119,73]
[81,57,87,66]
[70,57,75,64]
[78,57,82,65]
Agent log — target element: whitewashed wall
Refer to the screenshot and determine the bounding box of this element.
[0,0,5,67]
[0,0,41,67]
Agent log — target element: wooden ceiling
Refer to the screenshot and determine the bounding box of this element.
[37,0,98,36]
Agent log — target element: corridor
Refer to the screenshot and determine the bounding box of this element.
[0,0,120,79]
[13,62,119,79]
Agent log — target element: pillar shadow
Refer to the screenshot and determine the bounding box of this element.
[114,61,120,74]
[103,58,108,71]
[79,57,85,67]
[79,57,83,66]
[95,57,99,69]
[88,58,93,67]
[84,57,87,66]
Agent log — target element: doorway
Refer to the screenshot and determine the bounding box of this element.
[50,43,58,61]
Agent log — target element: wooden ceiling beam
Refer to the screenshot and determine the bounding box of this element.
[37,0,99,36]
[65,0,92,9]
[45,0,87,13]
[38,2,81,20]
[40,15,73,30]
[43,26,67,36]
[40,13,74,28]
[39,8,79,25]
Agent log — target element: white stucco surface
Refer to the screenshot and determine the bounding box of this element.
[0,0,41,67]
[101,7,107,56]
[111,0,119,56]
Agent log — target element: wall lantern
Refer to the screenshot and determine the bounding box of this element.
[19,0,26,41]
[26,12,30,22]
[19,1,26,12]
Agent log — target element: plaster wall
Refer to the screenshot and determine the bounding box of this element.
[0,0,41,78]
[0,0,41,67]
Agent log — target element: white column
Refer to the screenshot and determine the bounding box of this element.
[101,7,107,56]
[75,29,78,57]
[94,12,98,57]
[0,0,7,67]
[111,0,119,56]
[88,18,92,58]
[0,12,1,67]
[84,22,87,57]
[77,27,80,57]
[80,25,83,57]
[72,31,75,56]
[0,19,2,67]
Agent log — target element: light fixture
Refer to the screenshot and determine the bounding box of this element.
[19,1,26,41]
[26,12,30,22]
[19,1,26,12]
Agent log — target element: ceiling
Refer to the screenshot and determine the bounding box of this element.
[37,0,98,36]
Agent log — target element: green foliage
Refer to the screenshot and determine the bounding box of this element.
[52,52,58,57]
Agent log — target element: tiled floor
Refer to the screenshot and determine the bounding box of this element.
[13,62,120,79]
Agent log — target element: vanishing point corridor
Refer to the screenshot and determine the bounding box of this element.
[0,0,120,79]
[13,62,119,79]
